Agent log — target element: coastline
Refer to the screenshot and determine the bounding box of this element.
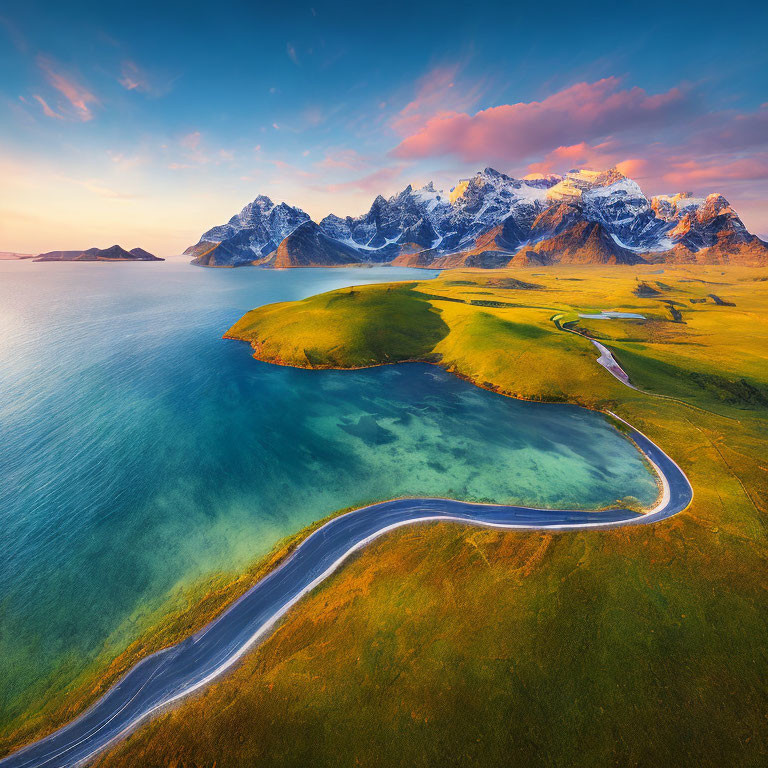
[9,265,764,765]
[0,364,679,765]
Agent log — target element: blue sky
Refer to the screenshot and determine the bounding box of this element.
[1,0,767,254]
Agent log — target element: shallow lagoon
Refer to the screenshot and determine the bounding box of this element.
[0,260,657,720]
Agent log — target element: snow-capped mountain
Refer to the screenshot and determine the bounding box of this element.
[185,195,310,265]
[319,182,451,258]
[441,168,552,253]
[580,178,673,253]
[185,168,767,267]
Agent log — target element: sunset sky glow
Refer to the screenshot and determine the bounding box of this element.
[1,0,766,255]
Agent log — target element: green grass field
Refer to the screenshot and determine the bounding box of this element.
[5,265,767,767]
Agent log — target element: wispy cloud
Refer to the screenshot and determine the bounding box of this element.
[286,42,299,65]
[107,150,147,170]
[323,166,404,194]
[118,59,173,97]
[36,55,98,121]
[32,94,64,120]
[391,63,489,137]
[317,148,367,171]
[171,130,207,167]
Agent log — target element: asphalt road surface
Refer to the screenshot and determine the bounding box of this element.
[1,416,692,768]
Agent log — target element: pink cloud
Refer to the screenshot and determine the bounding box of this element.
[651,153,768,234]
[656,155,768,187]
[528,140,643,175]
[393,66,458,136]
[530,139,768,190]
[392,64,487,137]
[32,94,64,120]
[324,166,403,194]
[318,148,367,171]
[392,77,689,164]
[693,107,768,153]
[36,56,98,121]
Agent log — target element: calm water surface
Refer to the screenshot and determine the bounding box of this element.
[0,260,657,721]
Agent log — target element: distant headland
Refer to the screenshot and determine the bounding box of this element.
[33,245,163,262]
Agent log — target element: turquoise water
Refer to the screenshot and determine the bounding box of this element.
[0,260,657,722]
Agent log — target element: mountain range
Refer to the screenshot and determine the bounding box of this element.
[35,246,163,262]
[184,168,768,268]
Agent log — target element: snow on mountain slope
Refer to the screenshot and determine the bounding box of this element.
[185,167,767,267]
[651,192,707,221]
[441,168,550,252]
[546,168,626,202]
[580,178,673,251]
[186,196,311,266]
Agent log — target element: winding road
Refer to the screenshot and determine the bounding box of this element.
[1,414,693,768]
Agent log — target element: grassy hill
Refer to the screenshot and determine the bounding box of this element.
[224,282,449,368]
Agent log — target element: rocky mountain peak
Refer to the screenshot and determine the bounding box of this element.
[521,172,563,189]
[251,194,275,209]
[547,167,629,203]
[699,193,733,219]
[186,167,766,267]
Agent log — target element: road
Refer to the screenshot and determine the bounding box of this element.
[1,415,692,768]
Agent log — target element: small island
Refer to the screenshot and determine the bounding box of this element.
[34,245,163,262]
